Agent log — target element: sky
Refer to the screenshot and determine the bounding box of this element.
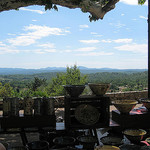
[0,0,148,69]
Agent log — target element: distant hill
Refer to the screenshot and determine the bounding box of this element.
[0,67,147,75]
[77,67,147,74]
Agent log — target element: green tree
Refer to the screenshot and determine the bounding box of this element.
[0,83,14,98]
[27,77,47,91]
[46,65,87,96]
[20,88,33,98]
[138,0,146,5]
[46,73,66,96]
[66,65,87,85]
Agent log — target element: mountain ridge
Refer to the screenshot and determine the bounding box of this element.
[0,66,147,75]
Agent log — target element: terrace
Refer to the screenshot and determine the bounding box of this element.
[0,90,149,149]
[0,0,149,149]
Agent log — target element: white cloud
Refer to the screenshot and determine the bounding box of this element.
[79,25,89,28]
[63,50,72,53]
[76,51,114,56]
[38,43,55,48]
[109,22,126,28]
[33,48,57,54]
[113,38,133,43]
[132,19,137,21]
[21,50,32,53]
[8,36,35,46]
[95,35,103,37]
[7,24,69,46]
[145,0,148,5]
[34,50,45,54]
[7,33,16,36]
[91,32,97,35]
[139,15,148,20]
[75,47,97,52]
[24,24,68,35]
[115,22,126,28]
[0,42,6,46]
[0,45,19,54]
[101,38,133,43]
[0,42,36,54]
[79,40,100,44]
[114,43,148,53]
[91,32,103,37]
[44,49,56,53]
[19,8,46,14]
[101,40,112,43]
[120,0,138,5]
[120,0,147,5]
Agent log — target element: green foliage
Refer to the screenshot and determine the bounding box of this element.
[101,0,110,5]
[46,65,87,96]
[138,0,146,5]
[42,0,58,11]
[66,65,87,85]
[46,73,66,96]
[32,89,48,97]
[53,5,58,11]
[20,89,33,98]
[14,0,146,22]
[27,77,47,91]
[0,72,57,90]
[87,71,148,92]
[0,68,147,96]
[0,83,14,98]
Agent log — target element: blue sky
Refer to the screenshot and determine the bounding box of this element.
[0,0,148,69]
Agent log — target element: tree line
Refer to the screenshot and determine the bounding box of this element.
[0,65,148,98]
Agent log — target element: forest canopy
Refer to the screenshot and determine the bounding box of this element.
[0,65,147,98]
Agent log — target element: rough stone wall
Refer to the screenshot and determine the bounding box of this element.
[54,90,148,106]
[0,91,148,110]
[106,90,148,102]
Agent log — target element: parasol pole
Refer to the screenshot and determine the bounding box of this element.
[148,0,150,98]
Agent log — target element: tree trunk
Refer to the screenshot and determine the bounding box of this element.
[0,0,119,20]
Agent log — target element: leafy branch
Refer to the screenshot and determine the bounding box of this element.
[138,0,146,5]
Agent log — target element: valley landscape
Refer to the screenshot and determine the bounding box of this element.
[0,66,147,94]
